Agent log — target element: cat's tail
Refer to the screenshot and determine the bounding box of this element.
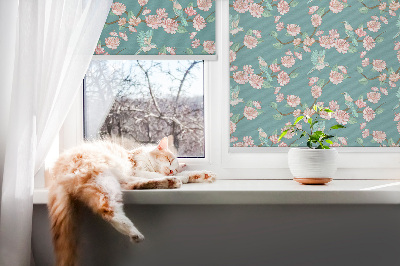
[48,183,78,266]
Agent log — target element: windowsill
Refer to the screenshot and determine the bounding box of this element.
[33,179,400,205]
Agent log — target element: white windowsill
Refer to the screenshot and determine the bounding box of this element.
[33,179,400,205]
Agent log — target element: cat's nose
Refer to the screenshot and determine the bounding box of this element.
[170,170,173,175]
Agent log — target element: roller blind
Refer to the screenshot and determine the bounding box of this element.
[95,0,216,59]
[229,0,400,148]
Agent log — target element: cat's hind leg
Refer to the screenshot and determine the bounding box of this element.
[75,172,144,242]
[176,170,217,184]
[121,176,182,189]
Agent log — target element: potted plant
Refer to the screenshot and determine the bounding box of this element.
[278,105,345,185]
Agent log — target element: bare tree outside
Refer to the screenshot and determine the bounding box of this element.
[84,60,204,158]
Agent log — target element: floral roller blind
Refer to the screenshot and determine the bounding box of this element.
[95,0,216,56]
[230,0,400,148]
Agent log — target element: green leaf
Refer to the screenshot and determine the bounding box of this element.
[325,139,333,144]
[294,116,304,125]
[207,15,215,23]
[324,108,334,113]
[356,138,364,145]
[177,25,188,33]
[262,10,272,17]
[300,132,306,138]
[376,36,384,43]
[330,124,346,129]
[186,48,193,55]
[246,29,253,35]
[348,46,357,53]
[270,31,278,38]
[290,72,299,78]
[263,81,272,88]
[348,117,357,124]
[231,43,240,52]
[357,66,364,73]
[307,140,312,148]
[359,7,368,13]
[359,78,368,85]
[231,114,240,123]
[316,79,325,87]
[308,118,312,125]
[376,107,384,114]
[273,114,283,120]
[316,8,325,16]
[278,130,289,141]
[273,43,283,49]
[290,0,299,7]
[270,102,278,109]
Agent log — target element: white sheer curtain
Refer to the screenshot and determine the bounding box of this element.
[0,0,112,265]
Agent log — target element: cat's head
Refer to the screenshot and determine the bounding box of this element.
[149,137,180,176]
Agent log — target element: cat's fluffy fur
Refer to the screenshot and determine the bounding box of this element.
[48,137,216,266]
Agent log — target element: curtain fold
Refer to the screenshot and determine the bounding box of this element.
[0,0,112,265]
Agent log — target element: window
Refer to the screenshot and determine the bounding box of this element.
[83,60,205,158]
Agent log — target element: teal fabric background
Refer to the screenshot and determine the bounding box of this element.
[95,0,215,55]
[230,0,400,147]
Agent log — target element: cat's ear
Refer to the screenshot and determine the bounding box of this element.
[157,137,168,151]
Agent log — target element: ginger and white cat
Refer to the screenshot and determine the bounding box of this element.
[48,137,216,266]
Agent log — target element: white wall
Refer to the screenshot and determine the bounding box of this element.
[33,204,400,266]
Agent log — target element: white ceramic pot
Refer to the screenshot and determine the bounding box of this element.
[288,148,338,184]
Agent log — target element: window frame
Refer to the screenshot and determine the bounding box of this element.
[58,0,400,181]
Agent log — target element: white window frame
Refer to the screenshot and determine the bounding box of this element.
[58,0,400,181]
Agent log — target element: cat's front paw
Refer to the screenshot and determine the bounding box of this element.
[166,177,182,189]
[130,232,145,243]
[203,171,217,183]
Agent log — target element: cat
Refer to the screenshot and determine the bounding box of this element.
[48,137,216,266]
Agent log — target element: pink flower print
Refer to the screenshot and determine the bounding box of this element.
[398,122,400,134]
[193,14,206,31]
[163,18,178,34]
[337,66,347,74]
[232,0,249,13]
[249,74,264,89]
[233,71,248,84]
[105,37,120,50]
[244,35,258,49]
[390,1,400,11]
[287,24,301,36]
[330,142,340,147]
[244,106,258,120]
[360,122,366,129]
[355,28,367,37]
[371,86,379,91]
[278,142,288,147]
[243,136,255,147]
[367,92,381,104]
[119,32,128,41]
[269,135,280,144]
[308,6,319,14]
[293,109,301,117]
[389,72,400,83]
[277,0,290,15]
[395,113,400,121]
[249,3,264,18]
[243,65,254,75]
[335,39,349,54]
[319,36,334,49]
[166,47,176,55]
[372,131,386,143]
[367,20,381,32]
[233,142,244,147]
[274,87,281,94]
[230,136,238,143]
[389,10,396,16]
[197,0,213,11]
[294,52,302,60]
[329,0,344,13]
[269,64,281,72]
[362,58,370,67]
[118,17,126,26]
[311,85,322,99]
[329,70,344,85]
[94,44,105,55]
[111,2,126,15]
[362,129,369,138]
[230,121,237,134]
[230,50,237,63]
[274,16,281,23]
[129,26,137,32]
[110,31,118,36]
[142,7,151,15]
[282,123,296,139]
[192,39,200,48]
[355,99,367,108]
[277,71,290,86]
[190,32,198,39]
[363,107,376,122]
[360,51,367,58]
[320,110,332,120]
[335,110,350,125]
[338,137,347,146]
[379,73,387,82]
[303,37,315,46]
[156,8,168,19]
[146,15,161,29]
[309,77,319,86]
[129,16,141,26]
[398,51,400,62]
[372,60,386,72]
[363,36,375,51]
[203,41,216,54]
[316,30,324,36]
[329,29,340,39]
[276,22,285,31]
[371,16,379,21]
[380,16,388,24]
[329,100,339,111]
[286,95,301,107]
[379,2,387,10]
[311,14,322,27]
[395,41,400,50]
[380,87,388,95]
[276,93,285,102]
[303,108,315,118]
[230,65,238,71]
[281,56,295,68]
[253,101,262,109]
[293,38,302,46]
[138,0,148,6]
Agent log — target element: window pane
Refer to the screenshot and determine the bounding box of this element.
[84,60,204,158]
